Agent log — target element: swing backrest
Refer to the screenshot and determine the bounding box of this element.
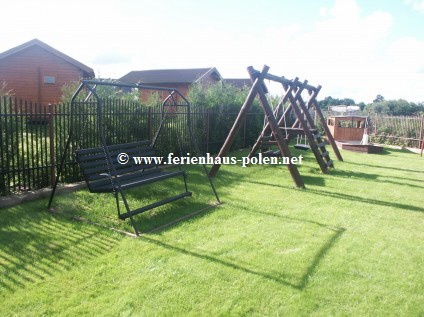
[75,140,158,192]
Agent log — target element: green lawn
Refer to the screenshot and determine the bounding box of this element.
[0,147,423,316]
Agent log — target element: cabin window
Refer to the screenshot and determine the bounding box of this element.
[43,76,55,84]
[338,120,353,128]
[327,118,334,126]
[337,120,363,128]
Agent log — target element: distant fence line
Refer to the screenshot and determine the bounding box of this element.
[0,97,264,196]
[368,114,424,148]
[322,111,424,148]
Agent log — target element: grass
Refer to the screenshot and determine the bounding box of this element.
[0,146,423,316]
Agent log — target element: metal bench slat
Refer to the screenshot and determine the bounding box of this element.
[82,161,155,176]
[91,170,186,193]
[119,191,192,219]
[87,167,161,183]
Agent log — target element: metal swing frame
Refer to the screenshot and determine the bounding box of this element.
[47,80,220,236]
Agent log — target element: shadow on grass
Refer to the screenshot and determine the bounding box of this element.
[308,188,424,213]
[343,160,424,175]
[299,175,326,187]
[329,169,424,190]
[375,147,421,157]
[121,166,249,233]
[0,203,122,295]
[249,180,424,213]
[52,166,247,235]
[142,212,345,290]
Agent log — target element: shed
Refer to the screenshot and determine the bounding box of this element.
[327,115,367,142]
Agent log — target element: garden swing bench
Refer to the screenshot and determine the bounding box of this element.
[47,80,220,236]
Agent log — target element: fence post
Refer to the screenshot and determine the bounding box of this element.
[203,110,209,154]
[49,104,56,187]
[147,107,152,141]
[419,114,423,152]
[0,97,4,195]
[374,114,378,135]
[243,113,247,149]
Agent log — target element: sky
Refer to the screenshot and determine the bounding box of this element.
[1,0,424,103]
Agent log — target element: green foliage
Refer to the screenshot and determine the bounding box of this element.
[357,102,366,110]
[365,99,424,115]
[373,94,385,103]
[189,82,258,112]
[188,82,263,153]
[318,96,356,109]
[61,79,141,104]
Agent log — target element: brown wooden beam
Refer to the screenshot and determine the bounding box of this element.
[247,78,297,159]
[308,87,343,161]
[284,81,329,173]
[209,65,268,177]
[247,67,305,189]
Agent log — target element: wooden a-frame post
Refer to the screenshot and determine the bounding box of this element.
[306,89,343,161]
[209,65,305,189]
[208,66,266,177]
[247,78,298,159]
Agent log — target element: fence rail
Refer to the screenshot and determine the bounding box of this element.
[2,98,423,196]
[0,97,264,196]
[369,114,424,148]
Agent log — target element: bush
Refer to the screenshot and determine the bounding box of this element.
[188,82,263,152]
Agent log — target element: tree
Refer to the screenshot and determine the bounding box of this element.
[341,98,355,106]
[373,94,385,103]
[365,99,424,115]
[60,79,140,104]
[318,96,356,109]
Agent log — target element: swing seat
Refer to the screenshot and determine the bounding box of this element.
[294,144,310,150]
[76,140,192,221]
[262,150,281,157]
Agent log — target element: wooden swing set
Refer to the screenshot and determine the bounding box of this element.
[209,65,343,188]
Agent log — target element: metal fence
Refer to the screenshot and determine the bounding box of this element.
[0,97,264,196]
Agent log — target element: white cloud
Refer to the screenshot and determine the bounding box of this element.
[250,0,399,103]
[404,0,424,12]
[387,37,424,73]
[1,0,423,103]
[246,0,423,103]
[319,7,328,17]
